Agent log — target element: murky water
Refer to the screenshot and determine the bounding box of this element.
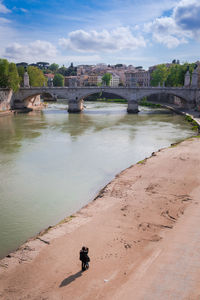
[0,101,195,258]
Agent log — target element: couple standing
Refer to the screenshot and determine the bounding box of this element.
[80,246,90,271]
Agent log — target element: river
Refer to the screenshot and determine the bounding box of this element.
[0,101,195,259]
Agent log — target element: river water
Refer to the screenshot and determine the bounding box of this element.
[0,101,195,258]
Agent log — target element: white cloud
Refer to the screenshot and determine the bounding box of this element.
[3,40,57,62]
[173,0,200,38]
[59,27,146,53]
[144,0,200,48]
[144,16,189,48]
[0,16,10,23]
[20,8,28,13]
[0,1,11,13]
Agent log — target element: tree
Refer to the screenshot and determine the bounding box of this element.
[166,62,196,87]
[49,63,59,73]
[0,59,20,91]
[57,66,68,76]
[0,59,9,88]
[8,63,20,92]
[115,64,123,68]
[28,66,46,87]
[53,73,64,86]
[151,64,169,86]
[102,73,112,86]
[36,62,49,69]
[17,66,25,86]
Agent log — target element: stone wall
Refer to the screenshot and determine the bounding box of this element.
[0,89,13,112]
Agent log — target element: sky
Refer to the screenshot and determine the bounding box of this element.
[0,0,200,69]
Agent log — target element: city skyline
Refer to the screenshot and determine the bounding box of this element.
[0,0,199,68]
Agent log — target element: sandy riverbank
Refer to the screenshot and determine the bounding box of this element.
[0,135,200,299]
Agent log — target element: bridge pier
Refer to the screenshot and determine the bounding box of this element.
[68,99,83,113]
[127,101,139,113]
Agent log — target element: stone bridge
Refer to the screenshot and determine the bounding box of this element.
[3,86,200,113]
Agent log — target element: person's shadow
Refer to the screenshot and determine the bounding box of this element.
[59,270,83,287]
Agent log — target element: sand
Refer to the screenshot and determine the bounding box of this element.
[0,136,200,299]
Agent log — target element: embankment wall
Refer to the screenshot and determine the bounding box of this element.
[0,89,13,112]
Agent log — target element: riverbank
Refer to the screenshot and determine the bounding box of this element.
[0,111,14,117]
[1,133,200,299]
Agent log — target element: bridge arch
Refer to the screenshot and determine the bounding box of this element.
[80,91,127,102]
[75,88,128,102]
[13,91,57,110]
[136,89,187,102]
[134,89,196,110]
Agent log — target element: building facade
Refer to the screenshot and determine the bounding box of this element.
[110,74,120,87]
[125,70,150,87]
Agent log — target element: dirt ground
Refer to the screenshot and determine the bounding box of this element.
[0,137,200,300]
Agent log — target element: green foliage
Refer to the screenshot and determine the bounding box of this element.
[115,64,123,68]
[0,59,9,88]
[36,62,49,70]
[102,73,112,86]
[53,73,64,87]
[0,59,19,91]
[151,62,196,87]
[137,159,146,164]
[8,63,20,92]
[57,66,68,76]
[151,64,169,86]
[184,115,199,132]
[166,63,195,87]
[28,66,46,87]
[57,63,77,76]
[17,66,25,85]
[49,63,59,73]
[139,99,161,108]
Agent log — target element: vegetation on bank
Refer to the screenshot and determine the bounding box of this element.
[151,62,196,87]
[102,73,112,86]
[27,66,47,87]
[53,73,64,87]
[138,98,161,108]
[184,115,200,131]
[0,58,48,91]
[0,59,20,92]
[93,98,127,103]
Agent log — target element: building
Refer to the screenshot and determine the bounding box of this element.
[133,70,150,87]
[79,75,89,86]
[195,61,200,87]
[87,75,102,86]
[125,72,137,87]
[110,74,120,87]
[44,73,54,87]
[64,76,79,87]
[125,70,150,87]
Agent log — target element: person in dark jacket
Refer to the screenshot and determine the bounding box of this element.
[80,246,90,271]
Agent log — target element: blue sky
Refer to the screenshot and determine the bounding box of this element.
[0,0,200,68]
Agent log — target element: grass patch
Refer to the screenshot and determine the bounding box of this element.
[97,98,127,103]
[138,99,161,108]
[184,115,199,132]
[57,215,76,225]
[137,159,146,164]
[170,142,179,148]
